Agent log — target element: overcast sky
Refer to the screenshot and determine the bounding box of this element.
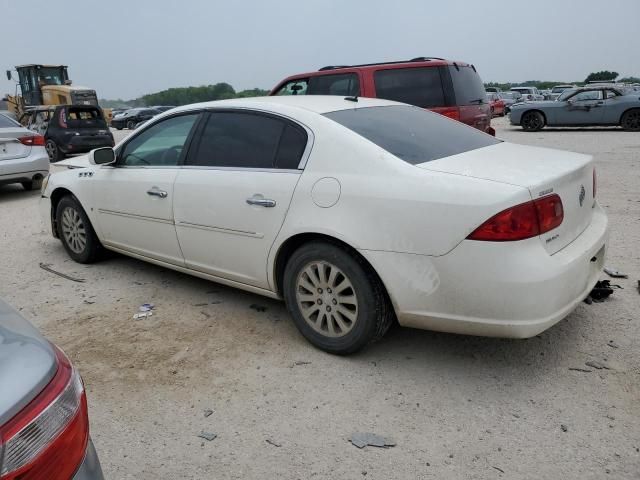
[2,0,639,99]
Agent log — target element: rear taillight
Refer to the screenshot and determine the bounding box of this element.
[593,168,597,199]
[468,194,564,242]
[18,135,45,147]
[439,107,460,121]
[0,347,89,480]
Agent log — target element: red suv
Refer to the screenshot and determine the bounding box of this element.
[270,57,494,135]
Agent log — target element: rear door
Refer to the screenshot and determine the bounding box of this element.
[174,110,308,289]
[91,112,200,264]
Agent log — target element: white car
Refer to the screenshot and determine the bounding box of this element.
[0,113,49,190]
[41,96,608,354]
[510,86,545,102]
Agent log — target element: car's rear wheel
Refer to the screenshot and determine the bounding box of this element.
[116,126,123,130]
[521,111,545,131]
[283,242,394,355]
[620,109,640,131]
[45,139,63,162]
[56,196,101,263]
[21,176,42,191]
[126,120,136,130]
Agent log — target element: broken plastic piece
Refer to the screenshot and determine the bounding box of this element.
[133,311,153,320]
[350,432,396,449]
[604,267,628,279]
[198,431,217,441]
[139,303,155,312]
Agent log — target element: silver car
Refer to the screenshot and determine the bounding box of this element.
[0,298,104,479]
[510,86,640,131]
[0,113,49,190]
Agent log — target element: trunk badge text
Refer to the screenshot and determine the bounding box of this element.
[579,185,586,207]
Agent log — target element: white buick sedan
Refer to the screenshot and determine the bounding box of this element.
[41,96,607,354]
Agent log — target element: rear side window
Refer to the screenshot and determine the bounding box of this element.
[373,67,445,108]
[188,112,307,169]
[0,114,19,128]
[324,105,500,165]
[448,66,487,105]
[307,73,360,96]
[275,79,309,96]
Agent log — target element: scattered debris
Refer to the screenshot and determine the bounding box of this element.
[39,263,85,283]
[194,303,208,307]
[265,439,281,447]
[210,300,223,305]
[585,360,610,370]
[637,280,640,295]
[289,361,312,368]
[587,280,621,303]
[561,424,568,432]
[139,303,155,312]
[607,340,619,349]
[198,431,217,442]
[83,300,95,305]
[203,409,213,418]
[133,303,155,320]
[250,304,267,312]
[569,367,592,373]
[349,432,396,449]
[492,466,505,474]
[133,311,153,320]
[604,267,628,279]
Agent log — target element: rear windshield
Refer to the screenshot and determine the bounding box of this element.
[64,107,106,128]
[448,66,486,105]
[0,114,20,128]
[324,105,500,165]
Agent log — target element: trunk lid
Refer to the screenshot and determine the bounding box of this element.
[0,299,57,426]
[0,128,32,161]
[417,142,596,254]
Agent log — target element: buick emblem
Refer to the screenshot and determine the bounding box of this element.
[579,185,586,207]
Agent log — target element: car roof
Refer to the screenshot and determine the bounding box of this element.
[170,95,403,116]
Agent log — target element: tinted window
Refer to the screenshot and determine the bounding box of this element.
[119,113,198,166]
[374,67,445,108]
[276,125,308,169]
[0,114,20,128]
[64,107,106,128]
[275,79,309,96]
[448,66,486,105]
[324,105,500,165]
[307,73,360,96]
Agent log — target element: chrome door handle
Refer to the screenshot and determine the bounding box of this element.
[147,188,168,198]
[246,197,276,207]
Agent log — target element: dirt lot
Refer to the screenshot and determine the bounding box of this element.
[1,117,639,479]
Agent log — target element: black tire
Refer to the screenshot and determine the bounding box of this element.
[45,139,63,162]
[116,127,123,130]
[620,109,640,131]
[21,177,42,191]
[56,196,102,264]
[521,111,545,131]
[126,120,136,130]
[490,107,495,118]
[283,242,394,355]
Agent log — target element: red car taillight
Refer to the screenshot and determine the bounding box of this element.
[467,194,564,242]
[439,107,460,121]
[0,347,89,480]
[593,168,597,199]
[18,135,45,146]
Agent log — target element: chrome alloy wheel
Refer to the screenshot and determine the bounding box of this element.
[295,261,359,338]
[61,207,87,254]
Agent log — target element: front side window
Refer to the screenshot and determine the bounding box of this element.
[118,113,199,167]
[571,90,603,102]
[374,67,445,108]
[605,90,619,99]
[325,105,500,165]
[187,111,307,169]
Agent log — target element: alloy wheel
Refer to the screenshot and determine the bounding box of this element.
[61,207,87,254]
[45,141,57,162]
[295,261,359,338]
[622,110,640,130]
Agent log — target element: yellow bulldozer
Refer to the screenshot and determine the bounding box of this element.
[4,64,112,125]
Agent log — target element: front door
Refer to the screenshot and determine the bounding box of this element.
[173,110,309,289]
[559,89,604,125]
[92,112,200,265]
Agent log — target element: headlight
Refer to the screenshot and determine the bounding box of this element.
[41,174,50,194]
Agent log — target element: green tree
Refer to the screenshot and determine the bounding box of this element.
[619,76,640,84]
[584,71,618,83]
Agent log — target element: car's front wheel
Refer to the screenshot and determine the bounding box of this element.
[56,196,101,263]
[283,242,394,355]
[126,120,136,130]
[620,109,640,131]
[521,111,545,131]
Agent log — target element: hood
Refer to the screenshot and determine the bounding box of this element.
[54,154,91,169]
[0,299,57,426]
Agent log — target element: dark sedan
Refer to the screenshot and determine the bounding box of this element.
[0,298,104,479]
[111,108,161,130]
[510,86,640,131]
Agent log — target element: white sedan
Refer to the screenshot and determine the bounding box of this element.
[41,96,607,354]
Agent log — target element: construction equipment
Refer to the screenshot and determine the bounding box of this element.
[5,64,111,124]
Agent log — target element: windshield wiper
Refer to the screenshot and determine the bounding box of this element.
[468,98,485,104]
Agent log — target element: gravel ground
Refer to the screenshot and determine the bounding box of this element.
[1,117,639,479]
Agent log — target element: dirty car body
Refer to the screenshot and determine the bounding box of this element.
[0,298,104,479]
[41,96,607,353]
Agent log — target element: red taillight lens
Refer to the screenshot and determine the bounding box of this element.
[593,168,597,199]
[439,107,461,121]
[18,135,45,146]
[468,194,564,242]
[0,347,89,480]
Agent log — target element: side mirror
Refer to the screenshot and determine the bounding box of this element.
[6,70,11,81]
[89,147,116,165]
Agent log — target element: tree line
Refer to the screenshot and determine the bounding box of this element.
[485,71,640,92]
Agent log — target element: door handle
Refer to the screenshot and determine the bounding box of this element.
[147,188,168,198]
[246,196,276,207]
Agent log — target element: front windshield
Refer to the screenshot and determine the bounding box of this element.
[37,67,67,86]
[557,89,578,101]
[551,87,569,93]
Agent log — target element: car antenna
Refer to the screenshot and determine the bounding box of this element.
[344,96,358,102]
